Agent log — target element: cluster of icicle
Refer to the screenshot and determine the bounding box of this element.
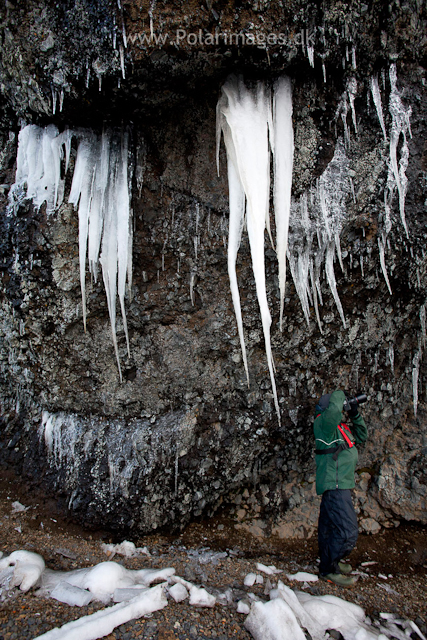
[287,140,350,334]
[370,64,412,294]
[8,124,133,382]
[216,76,294,425]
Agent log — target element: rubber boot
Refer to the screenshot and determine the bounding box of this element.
[338,561,353,575]
[320,573,358,587]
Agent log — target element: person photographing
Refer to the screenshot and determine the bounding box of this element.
[314,389,368,587]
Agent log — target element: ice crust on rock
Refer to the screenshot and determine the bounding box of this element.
[8,124,134,381]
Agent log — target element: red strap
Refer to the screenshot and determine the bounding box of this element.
[337,423,354,448]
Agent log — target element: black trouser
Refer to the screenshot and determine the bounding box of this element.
[318,489,358,576]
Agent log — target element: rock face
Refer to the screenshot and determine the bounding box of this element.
[0,0,426,537]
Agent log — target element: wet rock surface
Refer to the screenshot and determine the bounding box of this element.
[0,1,426,537]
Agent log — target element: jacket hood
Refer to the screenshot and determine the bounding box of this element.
[315,393,332,416]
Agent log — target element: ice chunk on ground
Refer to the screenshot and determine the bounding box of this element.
[168,582,188,603]
[256,563,281,575]
[113,586,149,603]
[270,581,325,640]
[101,541,150,559]
[295,591,388,640]
[188,585,216,608]
[244,573,257,587]
[286,571,318,582]
[237,599,251,614]
[11,501,29,513]
[50,581,94,607]
[0,550,45,592]
[39,561,175,604]
[33,583,168,640]
[244,598,306,640]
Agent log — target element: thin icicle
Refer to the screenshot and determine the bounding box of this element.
[420,304,426,350]
[412,350,420,417]
[388,344,394,374]
[272,76,294,332]
[370,76,387,141]
[389,63,412,238]
[226,153,249,385]
[69,136,97,331]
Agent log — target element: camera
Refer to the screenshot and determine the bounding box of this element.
[343,393,367,412]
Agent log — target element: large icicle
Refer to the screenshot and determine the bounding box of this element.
[217,76,281,424]
[9,124,134,381]
[69,135,97,332]
[272,76,294,332]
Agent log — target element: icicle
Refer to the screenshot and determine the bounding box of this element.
[190,272,196,306]
[335,78,357,147]
[307,45,314,68]
[119,44,125,79]
[389,63,412,238]
[370,76,387,141]
[412,351,420,417]
[272,76,294,332]
[347,77,358,134]
[116,131,132,357]
[322,62,326,83]
[52,87,57,115]
[217,76,280,423]
[69,135,97,331]
[351,46,357,70]
[388,344,394,374]
[378,236,392,295]
[420,304,426,349]
[149,0,156,40]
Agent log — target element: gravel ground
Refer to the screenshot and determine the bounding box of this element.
[0,472,426,640]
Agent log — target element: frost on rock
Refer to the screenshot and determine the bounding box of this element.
[8,124,134,382]
[217,75,294,425]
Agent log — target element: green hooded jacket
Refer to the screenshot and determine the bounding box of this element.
[313,389,368,495]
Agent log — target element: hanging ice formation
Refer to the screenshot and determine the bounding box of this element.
[335,77,358,148]
[216,76,294,425]
[287,140,350,332]
[371,64,412,293]
[8,124,133,382]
